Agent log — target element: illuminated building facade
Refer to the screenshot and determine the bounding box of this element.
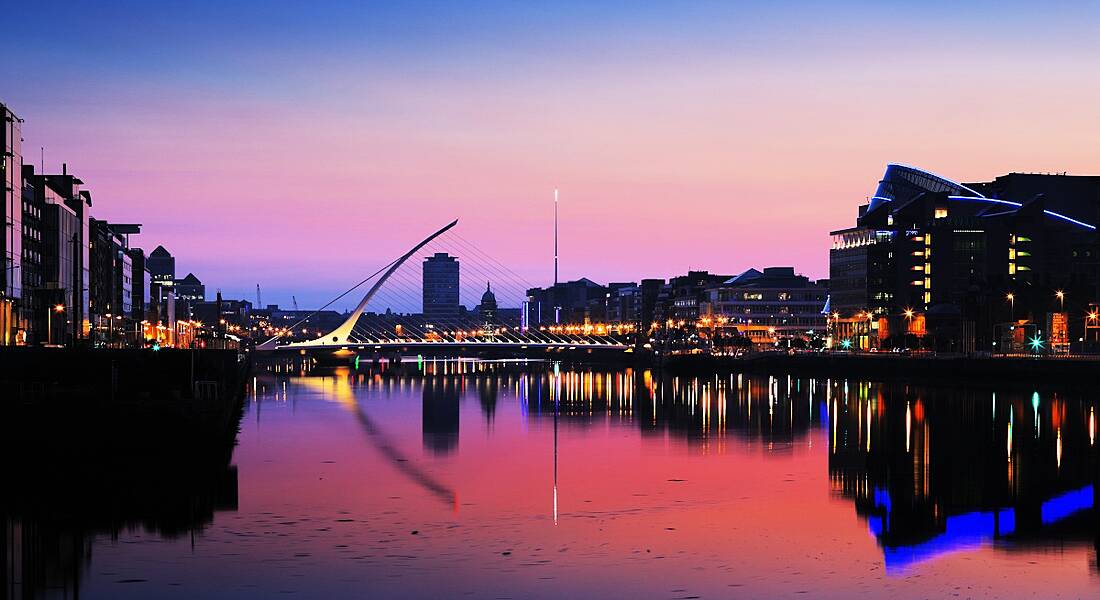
[830,164,1100,351]
[1,103,23,344]
[24,165,92,344]
[702,267,828,344]
[656,271,729,325]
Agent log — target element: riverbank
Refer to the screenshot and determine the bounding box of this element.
[661,352,1100,386]
[0,347,249,451]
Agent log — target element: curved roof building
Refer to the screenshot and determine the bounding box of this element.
[867,164,984,214]
[831,163,1100,352]
[863,164,1097,231]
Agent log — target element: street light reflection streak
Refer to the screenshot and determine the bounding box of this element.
[553,364,561,525]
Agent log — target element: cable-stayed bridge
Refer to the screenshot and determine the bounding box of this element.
[257,220,634,358]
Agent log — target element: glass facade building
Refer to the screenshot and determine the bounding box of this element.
[1,103,23,344]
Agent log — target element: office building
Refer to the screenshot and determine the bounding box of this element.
[702,267,828,344]
[525,278,607,327]
[25,165,92,344]
[1,103,23,344]
[175,272,205,319]
[147,245,175,285]
[423,252,460,323]
[830,164,1100,351]
[126,247,151,322]
[656,271,730,325]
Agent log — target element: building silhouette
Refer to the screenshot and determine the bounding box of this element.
[146,245,175,286]
[422,252,459,323]
[478,282,497,323]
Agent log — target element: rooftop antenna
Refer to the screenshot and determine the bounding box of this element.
[554,188,559,286]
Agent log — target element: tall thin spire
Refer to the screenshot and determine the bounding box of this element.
[554,188,559,286]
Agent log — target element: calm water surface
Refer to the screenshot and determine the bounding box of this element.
[13,363,1100,598]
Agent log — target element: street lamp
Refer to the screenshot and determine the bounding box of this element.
[47,304,64,346]
[903,308,914,350]
[1056,290,1065,312]
[1006,293,1015,322]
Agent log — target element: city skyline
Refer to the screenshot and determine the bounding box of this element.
[4,2,1100,308]
[6,4,1100,598]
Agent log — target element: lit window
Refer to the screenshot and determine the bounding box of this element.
[934,208,948,219]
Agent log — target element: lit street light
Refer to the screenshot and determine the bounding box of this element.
[1006,293,1015,322]
[46,303,64,346]
[1056,290,1065,312]
[902,307,915,350]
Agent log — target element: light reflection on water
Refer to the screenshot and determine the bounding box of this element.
[8,364,1100,599]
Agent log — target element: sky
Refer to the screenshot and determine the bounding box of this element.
[3,1,1100,309]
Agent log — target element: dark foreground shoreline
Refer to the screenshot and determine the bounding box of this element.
[0,347,249,452]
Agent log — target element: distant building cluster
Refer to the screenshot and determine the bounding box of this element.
[1,100,231,348]
[522,269,827,350]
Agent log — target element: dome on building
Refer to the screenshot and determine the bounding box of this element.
[480,282,497,308]
[479,282,498,323]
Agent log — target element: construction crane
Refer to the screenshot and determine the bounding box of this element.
[292,295,299,311]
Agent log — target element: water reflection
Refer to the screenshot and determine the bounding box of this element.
[6,364,1099,598]
[829,385,1099,573]
[1,426,239,598]
[422,378,460,455]
[349,363,1099,574]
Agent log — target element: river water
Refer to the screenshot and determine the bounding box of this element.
[9,362,1099,598]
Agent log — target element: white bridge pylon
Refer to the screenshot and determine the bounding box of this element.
[257,219,458,351]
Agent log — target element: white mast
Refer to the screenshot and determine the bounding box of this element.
[554,188,559,286]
